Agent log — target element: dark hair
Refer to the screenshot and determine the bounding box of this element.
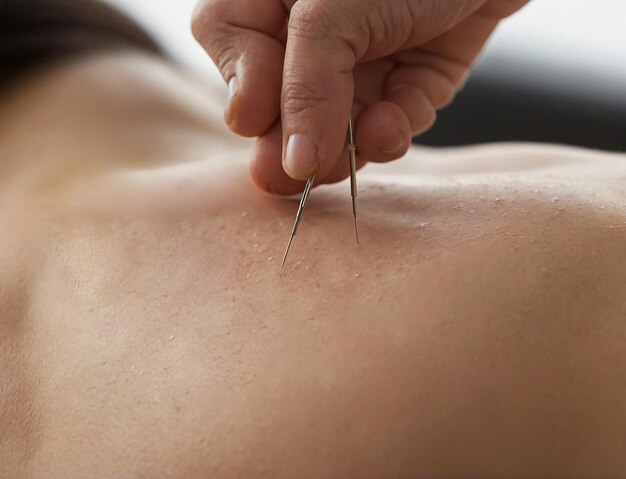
[0,0,164,87]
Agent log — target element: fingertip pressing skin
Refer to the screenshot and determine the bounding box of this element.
[251,122,307,196]
[249,122,282,193]
[356,102,412,163]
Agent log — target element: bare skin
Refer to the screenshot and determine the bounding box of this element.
[1,52,625,478]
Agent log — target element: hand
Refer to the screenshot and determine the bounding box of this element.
[193,0,528,194]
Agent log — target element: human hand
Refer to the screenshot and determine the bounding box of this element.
[193,0,528,194]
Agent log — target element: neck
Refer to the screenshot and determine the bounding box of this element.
[0,51,246,189]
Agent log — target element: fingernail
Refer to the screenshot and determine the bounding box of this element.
[225,77,238,125]
[285,134,319,178]
[228,77,238,99]
[381,133,407,155]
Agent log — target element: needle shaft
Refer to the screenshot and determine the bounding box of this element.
[348,117,359,244]
[281,175,316,268]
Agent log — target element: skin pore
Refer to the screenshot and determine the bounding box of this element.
[1,51,625,477]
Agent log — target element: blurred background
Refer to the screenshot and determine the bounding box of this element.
[104,0,626,152]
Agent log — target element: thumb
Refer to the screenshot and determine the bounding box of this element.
[281,1,357,181]
[192,0,287,137]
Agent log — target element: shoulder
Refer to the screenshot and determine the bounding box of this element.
[359,146,626,473]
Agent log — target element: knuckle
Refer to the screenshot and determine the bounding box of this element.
[191,0,225,42]
[213,36,240,77]
[447,0,481,23]
[191,2,211,41]
[480,0,528,18]
[282,79,328,117]
[368,1,413,48]
[288,1,335,41]
[195,24,240,81]
[191,1,240,80]
[191,14,205,43]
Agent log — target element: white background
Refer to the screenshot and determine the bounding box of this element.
[104,0,626,93]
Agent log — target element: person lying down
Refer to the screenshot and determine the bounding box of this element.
[1,1,625,477]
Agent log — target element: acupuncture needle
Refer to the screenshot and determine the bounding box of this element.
[348,117,359,244]
[281,174,316,268]
[281,118,359,267]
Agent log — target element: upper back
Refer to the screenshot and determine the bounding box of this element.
[3,139,626,476]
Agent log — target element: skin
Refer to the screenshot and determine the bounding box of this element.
[1,51,626,477]
[192,0,529,194]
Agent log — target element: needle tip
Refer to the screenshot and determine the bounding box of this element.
[281,235,294,268]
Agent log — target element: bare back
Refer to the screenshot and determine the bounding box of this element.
[1,53,626,477]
